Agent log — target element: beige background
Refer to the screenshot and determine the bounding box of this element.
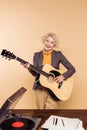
[0,0,87,109]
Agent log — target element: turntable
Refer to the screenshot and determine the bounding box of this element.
[0,87,42,130]
[0,113,42,130]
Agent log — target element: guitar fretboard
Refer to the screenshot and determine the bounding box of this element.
[16,57,49,78]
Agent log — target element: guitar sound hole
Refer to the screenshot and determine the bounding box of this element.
[47,73,55,83]
[48,70,61,84]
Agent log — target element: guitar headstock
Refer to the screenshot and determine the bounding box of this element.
[1,49,16,60]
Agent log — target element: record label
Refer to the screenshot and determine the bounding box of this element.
[12,121,24,128]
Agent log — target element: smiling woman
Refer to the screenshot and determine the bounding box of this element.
[21,32,76,109]
[42,32,59,49]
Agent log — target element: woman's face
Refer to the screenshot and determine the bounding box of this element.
[44,36,55,51]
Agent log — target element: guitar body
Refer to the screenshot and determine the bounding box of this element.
[38,64,73,101]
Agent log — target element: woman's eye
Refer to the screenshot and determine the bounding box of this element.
[46,40,49,42]
[51,41,54,44]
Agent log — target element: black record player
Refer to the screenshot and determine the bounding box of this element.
[0,87,42,130]
[0,113,41,130]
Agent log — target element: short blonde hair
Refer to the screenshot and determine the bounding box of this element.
[42,32,59,48]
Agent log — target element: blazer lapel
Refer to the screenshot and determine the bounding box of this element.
[38,51,43,67]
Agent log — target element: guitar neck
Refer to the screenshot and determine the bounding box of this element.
[16,57,28,64]
[16,57,49,78]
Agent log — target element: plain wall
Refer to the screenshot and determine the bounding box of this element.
[0,0,87,109]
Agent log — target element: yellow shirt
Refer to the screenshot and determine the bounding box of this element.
[42,49,53,65]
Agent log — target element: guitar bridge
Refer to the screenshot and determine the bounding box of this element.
[58,82,63,88]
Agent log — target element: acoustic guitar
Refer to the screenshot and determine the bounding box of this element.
[1,49,73,101]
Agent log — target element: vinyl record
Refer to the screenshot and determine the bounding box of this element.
[0,117,35,130]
